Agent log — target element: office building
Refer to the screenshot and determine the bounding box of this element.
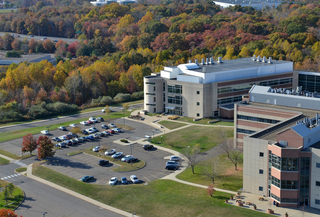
[90,0,137,6]
[213,0,283,9]
[144,56,297,118]
[235,85,320,208]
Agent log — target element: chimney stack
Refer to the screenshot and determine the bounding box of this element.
[252,55,256,61]
[256,56,261,62]
[217,56,223,63]
[206,58,209,65]
[195,59,198,64]
[201,58,205,65]
[210,57,214,64]
[268,57,272,64]
[188,60,192,63]
[262,56,267,63]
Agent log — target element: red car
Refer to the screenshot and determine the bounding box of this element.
[86,120,93,124]
[64,135,72,140]
[107,129,115,134]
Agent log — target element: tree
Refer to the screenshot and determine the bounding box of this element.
[37,136,55,160]
[7,183,14,196]
[0,209,20,217]
[3,33,14,50]
[28,38,37,53]
[21,134,37,155]
[185,144,201,174]
[42,39,55,53]
[64,72,82,103]
[207,185,215,197]
[104,105,112,115]
[218,129,242,170]
[11,39,20,50]
[202,157,221,184]
[70,126,82,135]
[123,103,130,126]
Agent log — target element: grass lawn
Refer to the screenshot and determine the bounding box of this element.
[0,180,24,210]
[68,146,145,172]
[151,126,233,153]
[0,99,144,128]
[15,167,27,173]
[0,156,10,165]
[158,120,187,130]
[32,162,267,217]
[177,117,234,126]
[0,149,20,160]
[0,9,17,13]
[177,153,243,192]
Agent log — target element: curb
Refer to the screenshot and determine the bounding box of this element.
[14,190,25,211]
[67,152,83,156]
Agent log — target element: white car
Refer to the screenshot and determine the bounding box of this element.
[89,117,98,123]
[69,124,76,127]
[108,123,116,128]
[102,108,105,113]
[89,127,99,132]
[59,136,67,141]
[130,175,139,184]
[121,155,133,162]
[109,177,118,185]
[170,156,181,161]
[112,128,121,133]
[86,129,95,134]
[92,146,100,152]
[105,149,116,155]
[80,121,88,126]
[111,152,123,158]
[144,135,151,139]
[41,130,49,135]
[58,126,66,131]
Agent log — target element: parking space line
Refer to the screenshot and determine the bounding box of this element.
[150,174,160,179]
[144,176,151,182]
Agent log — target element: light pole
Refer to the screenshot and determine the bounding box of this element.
[161,136,163,144]
[5,185,9,206]
[123,108,125,126]
[132,212,136,217]
[153,130,155,138]
[43,212,47,217]
[46,125,51,134]
[130,144,134,167]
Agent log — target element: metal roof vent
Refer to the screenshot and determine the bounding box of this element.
[188,60,192,63]
[206,58,209,65]
[195,59,198,64]
[262,56,267,63]
[209,57,214,64]
[201,58,205,65]
[252,55,256,61]
[203,67,206,73]
[217,56,223,63]
[268,57,272,64]
[256,56,261,62]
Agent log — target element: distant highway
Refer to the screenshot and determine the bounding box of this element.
[0,32,79,43]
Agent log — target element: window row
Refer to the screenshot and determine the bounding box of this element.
[236,128,256,134]
[269,152,299,171]
[217,96,242,105]
[271,176,298,189]
[237,115,280,124]
[271,194,298,203]
[146,93,155,95]
[168,96,182,105]
[259,78,293,86]
[168,85,182,94]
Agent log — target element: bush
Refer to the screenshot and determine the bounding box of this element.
[5,50,21,57]
[100,96,113,105]
[120,139,129,143]
[132,91,144,100]
[168,115,180,120]
[113,93,131,103]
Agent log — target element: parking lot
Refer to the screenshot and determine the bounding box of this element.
[0,118,162,157]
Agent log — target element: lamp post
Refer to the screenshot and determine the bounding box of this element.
[132,212,136,217]
[153,130,155,138]
[46,125,51,134]
[130,144,134,167]
[43,212,47,217]
[161,136,163,144]
[5,185,9,206]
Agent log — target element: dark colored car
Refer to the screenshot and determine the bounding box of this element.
[86,135,95,140]
[80,136,87,141]
[98,160,109,166]
[82,130,89,135]
[58,126,66,131]
[97,117,104,122]
[66,135,73,140]
[121,177,128,184]
[143,144,154,150]
[73,134,78,138]
[101,124,109,129]
[80,175,94,182]
[125,158,139,163]
[71,139,77,145]
[99,132,106,137]
[65,140,72,146]
[52,137,61,142]
[165,164,178,171]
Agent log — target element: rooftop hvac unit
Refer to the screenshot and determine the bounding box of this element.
[195,59,198,64]
[262,56,267,62]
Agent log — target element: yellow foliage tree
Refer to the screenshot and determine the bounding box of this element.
[53,70,67,87]
[117,14,134,28]
[239,46,249,58]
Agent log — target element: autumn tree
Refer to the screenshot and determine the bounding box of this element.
[185,144,201,174]
[28,38,37,53]
[37,136,55,160]
[3,33,14,50]
[70,126,82,135]
[21,134,37,155]
[0,209,20,217]
[11,39,20,50]
[207,185,215,197]
[42,39,55,53]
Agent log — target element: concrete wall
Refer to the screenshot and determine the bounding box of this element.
[144,76,163,113]
[310,148,320,209]
[243,136,269,196]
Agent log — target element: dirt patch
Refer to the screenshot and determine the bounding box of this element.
[223,167,243,176]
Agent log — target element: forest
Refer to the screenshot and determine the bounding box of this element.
[1,1,320,122]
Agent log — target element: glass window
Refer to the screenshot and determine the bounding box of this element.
[316,163,320,168]
[163,82,165,91]
[197,91,200,94]
[168,96,182,105]
[146,93,155,95]
[259,169,263,174]
[259,186,263,191]
[237,128,256,134]
[168,85,182,94]
[316,199,320,205]
[197,102,200,106]
[154,86,156,91]
[316,181,320,186]
[154,97,156,102]
[146,82,155,84]
[197,113,200,117]
[260,152,264,157]
[237,115,280,124]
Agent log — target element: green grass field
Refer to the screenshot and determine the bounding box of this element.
[177,117,234,126]
[0,180,24,210]
[15,167,27,173]
[32,162,268,217]
[151,126,233,153]
[177,154,243,192]
[0,156,10,165]
[0,9,17,13]
[158,120,187,129]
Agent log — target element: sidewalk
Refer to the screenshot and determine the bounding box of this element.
[26,164,133,217]
[0,153,14,162]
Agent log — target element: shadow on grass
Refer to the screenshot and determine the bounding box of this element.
[212,195,228,200]
[45,157,93,169]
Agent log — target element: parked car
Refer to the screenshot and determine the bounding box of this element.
[93,133,100,139]
[106,129,115,134]
[86,120,93,124]
[64,140,72,146]
[121,155,133,162]
[111,152,123,158]
[80,121,88,126]
[86,129,94,134]
[101,132,109,137]
[80,175,94,182]
[41,130,49,135]
[166,161,180,167]
[75,138,81,143]
[143,144,154,150]
[109,177,118,185]
[82,130,89,135]
[58,126,67,131]
[108,123,116,128]
[92,146,100,152]
[101,124,109,129]
[69,124,76,127]
[89,117,98,123]
[98,160,109,166]
[30,35,34,37]
[71,139,78,145]
[121,177,128,184]
[97,117,104,122]
[130,175,139,184]
[66,134,73,140]
[165,164,178,171]
[55,142,66,148]
[126,158,139,163]
[73,134,79,138]
[105,149,116,155]
[59,136,67,141]
[103,131,110,135]
[86,135,94,140]
[102,108,105,113]
[144,135,151,139]
[170,156,181,161]
[112,128,121,133]
[52,137,61,142]
[89,127,99,132]
[80,136,87,141]
[42,37,47,40]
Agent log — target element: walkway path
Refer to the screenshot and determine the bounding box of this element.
[0,153,14,162]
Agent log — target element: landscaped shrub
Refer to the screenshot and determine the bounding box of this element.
[132,91,144,100]
[5,50,21,57]
[113,93,131,103]
[120,139,129,143]
[168,115,180,120]
[100,96,113,105]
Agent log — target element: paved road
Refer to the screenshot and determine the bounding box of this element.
[0,164,123,217]
[0,103,143,133]
[0,32,79,43]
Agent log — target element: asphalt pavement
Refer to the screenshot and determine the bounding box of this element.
[0,32,79,43]
[0,103,143,133]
